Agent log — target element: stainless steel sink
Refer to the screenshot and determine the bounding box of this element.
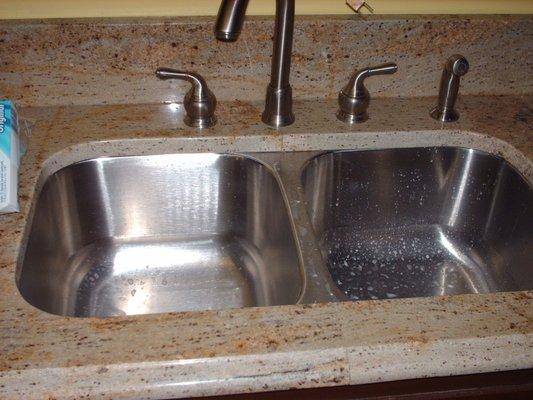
[18,146,533,317]
[302,147,533,301]
[18,154,303,317]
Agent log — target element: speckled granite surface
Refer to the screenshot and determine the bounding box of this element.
[0,15,532,107]
[0,95,532,399]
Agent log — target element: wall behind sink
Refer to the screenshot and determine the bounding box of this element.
[2,1,533,18]
[0,15,531,107]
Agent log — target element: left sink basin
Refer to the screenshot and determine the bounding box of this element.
[18,153,303,317]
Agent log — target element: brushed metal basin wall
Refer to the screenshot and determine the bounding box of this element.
[18,147,533,317]
[302,147,533,301]
[19,154,303,317]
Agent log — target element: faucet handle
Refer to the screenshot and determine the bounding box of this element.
[156,68,217,128]
[337,62,398,123]
[343,63,398,98]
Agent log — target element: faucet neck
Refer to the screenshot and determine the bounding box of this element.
[261,0,295,127]
[270,0,294,90]
[215,0,295,128]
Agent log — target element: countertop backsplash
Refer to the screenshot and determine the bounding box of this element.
[0,15,532,107]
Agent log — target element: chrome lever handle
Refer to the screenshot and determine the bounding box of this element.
[337,62,398,123]
[156,67,217,128]
[345,63,398,98]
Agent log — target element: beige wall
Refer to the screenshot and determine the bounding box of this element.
[1,0,532,19]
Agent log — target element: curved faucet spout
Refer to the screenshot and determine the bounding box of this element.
[215,0,295,128]
[215,0,250,42]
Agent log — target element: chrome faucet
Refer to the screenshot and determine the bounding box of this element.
[156,68,217,128]
[430,54,469,122]
[337,63,398,123]
[215,0,295,128]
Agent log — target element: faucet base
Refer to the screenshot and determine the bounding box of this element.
[184,115,217,129]
[430,107,459,122]
[262,85,295,128]
[337,109,368,124]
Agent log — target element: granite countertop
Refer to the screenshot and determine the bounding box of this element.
[0,95,532,399]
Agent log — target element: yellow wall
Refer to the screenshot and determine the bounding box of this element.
[1,0,532,19]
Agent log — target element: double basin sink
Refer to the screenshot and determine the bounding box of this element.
[18,147,533,317]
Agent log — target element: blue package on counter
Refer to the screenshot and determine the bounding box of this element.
[0,100,21,214]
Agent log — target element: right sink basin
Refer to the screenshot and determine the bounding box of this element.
[302,147,533,301]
